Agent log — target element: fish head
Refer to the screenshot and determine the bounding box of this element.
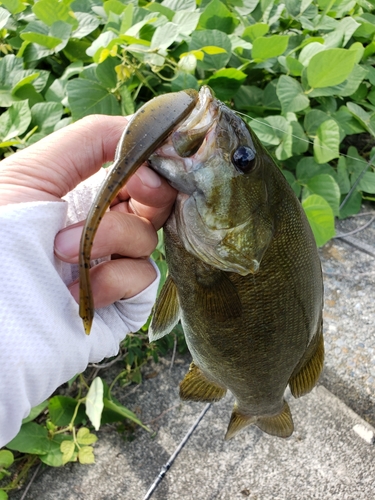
[149,86,275,276]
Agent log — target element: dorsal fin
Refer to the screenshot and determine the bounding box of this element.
[289,328,324,398]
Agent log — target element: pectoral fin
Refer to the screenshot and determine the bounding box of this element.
[289,327,324,398]
[195,269,242,322]
[149,276,180,342]
[225,401,294,440]
[180,362,227,402]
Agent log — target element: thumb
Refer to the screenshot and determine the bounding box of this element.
[0,115,129,203]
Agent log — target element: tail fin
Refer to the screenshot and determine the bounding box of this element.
[225,401,294,440]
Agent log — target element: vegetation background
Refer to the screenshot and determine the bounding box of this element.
[0,0,374,496]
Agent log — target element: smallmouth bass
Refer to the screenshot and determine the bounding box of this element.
[79,86,324,440]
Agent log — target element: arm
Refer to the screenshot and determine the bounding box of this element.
[0,115,176,447]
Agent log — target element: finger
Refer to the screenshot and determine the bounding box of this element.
[68,258,157,308]
[111,164,177,229]
[1,115,129,201]
[55,211,158,263]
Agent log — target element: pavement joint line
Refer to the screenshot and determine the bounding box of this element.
[334,234,375,258]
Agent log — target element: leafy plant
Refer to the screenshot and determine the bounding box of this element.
[0,0,374,245]
[1,0,375,495]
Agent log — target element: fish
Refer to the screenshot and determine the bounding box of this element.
[79,86,324,440]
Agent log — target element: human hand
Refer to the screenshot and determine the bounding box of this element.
[0,114,177,308]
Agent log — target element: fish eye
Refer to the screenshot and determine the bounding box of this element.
[232,146,256,173]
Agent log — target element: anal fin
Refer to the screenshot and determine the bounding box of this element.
[149,275,180,342]
[179,362,227,403]
[289,328,324,398]
[225,401,294,440]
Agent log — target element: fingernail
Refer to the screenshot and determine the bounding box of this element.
[55,225,83,259]
[135,166,162,188]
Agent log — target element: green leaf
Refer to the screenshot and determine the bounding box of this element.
[291,120,309,155]
[282,169,301,197]
[339,190,362,219]
[296,156,336,182]
[356,172,375,194]
[103,398,150,431]
[275,124,293,160]
[104,0,127,16]
[172,10,200,37]
[198,0,239,34]
[0,450,14,468]
[299,42,325,67]
[284,56,304,76]
[22,401,48,424]
[0,490,8,500]
[242,23,269,42]
[252,35,289,61]
[78,446,95,464]
[189,29,231,71]
[1,0,26,14]
[39,434,71,467]
[86,377,104,431]
[32,0,77,27]
[304,109,329,136]
[60,440,76,465]
[307,64,368,98]
[48,395,86,426]
[72,12,101,38]
[76,427,98,445]
[0,101,31,142]
[307,48,357,88]
[305,174,341,216]
[313,119,340,164]
[119,85,135,115]
[346,102,375,136]
[336,156,350,194]
[162,0,197,12]
[0,7,11,30]
[6,422,50,455]
[96,56,118,89]
[206,68,246,101]
[31,102,63,135]
[171,72,199,92]
[250,116,283,146]
[0,54,23,107]
[150,22,179,51]
[302,194,335,246]
[67,78,121,120]
[276,75,309,113]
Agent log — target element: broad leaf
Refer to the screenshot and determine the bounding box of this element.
[67,79,121,120]
[86,377,104,431]
[0,101,31,142]
[313,119,340,163]
[0,450,14,469]
[198,0,239,34]
[206,68,246,101]
[302,194,335,246]
[48,395,86,426]
[6,422,50,455]
[252,35,289,61]
[276,75,309,113]
[307,48,357,88]
[305,174,341,216]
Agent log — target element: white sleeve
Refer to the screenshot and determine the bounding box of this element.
[0,170,160,447]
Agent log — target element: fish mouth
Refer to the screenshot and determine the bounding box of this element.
[148,86,221,193]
